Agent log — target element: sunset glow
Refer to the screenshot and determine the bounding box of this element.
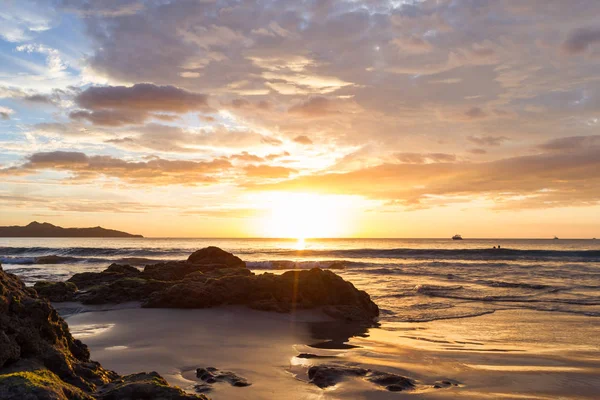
[1,1,600,238]
[259,192,358,239]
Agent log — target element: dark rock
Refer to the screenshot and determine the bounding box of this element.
[143,267,379,322]
[68,264,140,289]
[47,248,379,323]
[367,371,414,391]
[433,380,459,389]
[296,353,336,359]
[0,264,117,393]
[0,264,206,399]
[187,246,246,268]
[76,278,170,305]
[307,364,414,391]
[142,261,208,281]
[307,365,368,388]
[196,367,251,388]
[104,264,140,275]
[96,371,208,400]
[34,281,78,302]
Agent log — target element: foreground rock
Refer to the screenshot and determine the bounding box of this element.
[308,364,415,391]
[61,247,379,322]
[0,264,206,399]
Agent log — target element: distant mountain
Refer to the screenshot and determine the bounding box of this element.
[0,222,143,238]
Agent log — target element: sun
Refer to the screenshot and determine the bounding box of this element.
[259,192,355,239]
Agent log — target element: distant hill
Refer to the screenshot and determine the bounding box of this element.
[0,221,143,238]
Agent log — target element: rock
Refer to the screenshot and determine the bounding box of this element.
[307,365,369,388]
[34,281,78,302]
[68,264,140,289]
[76,278,170,305]
[307,364,415,391]
[195,367,251,388]
[0,264,117,392]
[187,246,246,268]
[0,264,207,399]
[367,371,415,391]
[96,371,208,400]
[0,364,94,400]
[296,353,336,359]
[143,267,379,322]
[104,264,140,275]
[142,261,208,281]
[47,248,379,323]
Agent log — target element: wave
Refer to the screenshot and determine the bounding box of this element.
[246,260,348,270]
[238,248,600,262]
[0,246,187,257]
[0,255,164,266]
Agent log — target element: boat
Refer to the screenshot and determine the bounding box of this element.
[553,236,559,240]
[452,234,463,240]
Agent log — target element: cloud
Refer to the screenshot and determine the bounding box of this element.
[464,107,487,119]
[0,106,15,120]
[563,27,600,54]
[230,152,265,163]
[2,151,232,185]
[293,135,313,145]
[467,135,509,146]
[540,135,600,151]
[468,148,487,155]
[395,153,457,164]
[254,136,600,210]
[71,83,210,126]
[244,164,297,179]
[288,97,336,117]
[391,35,433,54]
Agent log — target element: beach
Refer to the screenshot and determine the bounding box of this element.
[57,303,600,399]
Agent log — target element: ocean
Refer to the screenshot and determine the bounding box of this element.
[2,237,599,323]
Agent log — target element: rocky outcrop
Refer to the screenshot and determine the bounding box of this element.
[187,246,245,268]
[0,264,205,399]
[34,281,78,302]
[56,247,379,322]
[142,268,379,322]
[96,372,207,400]
[68,263,141,289]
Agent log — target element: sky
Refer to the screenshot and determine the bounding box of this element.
[1,0,600,238]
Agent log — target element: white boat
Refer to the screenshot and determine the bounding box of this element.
[452,234,463,240]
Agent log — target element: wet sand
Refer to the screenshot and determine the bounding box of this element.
[60,304,600,399]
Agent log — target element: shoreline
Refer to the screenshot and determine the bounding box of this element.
[61,302,600,399]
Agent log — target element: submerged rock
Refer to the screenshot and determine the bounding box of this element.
[195,367,251,388]
[307,364,415,391]
[0,264,206,399]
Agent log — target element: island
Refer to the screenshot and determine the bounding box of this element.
[0,221,143,238]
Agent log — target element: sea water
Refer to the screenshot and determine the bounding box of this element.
[1,237,599,323]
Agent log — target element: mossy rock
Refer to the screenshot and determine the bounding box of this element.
[0,368,94,400]
[34,281,78,302]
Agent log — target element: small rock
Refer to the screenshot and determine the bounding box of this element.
[195,367,251,388]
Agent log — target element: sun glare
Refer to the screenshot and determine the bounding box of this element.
[260,192,356,239]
